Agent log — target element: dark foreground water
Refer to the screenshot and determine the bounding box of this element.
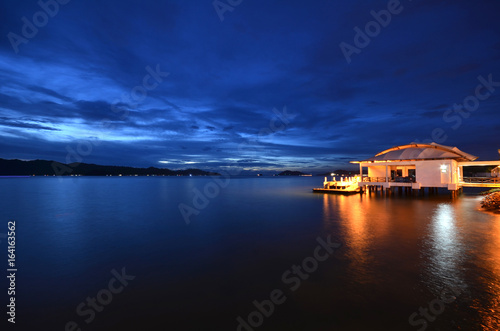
[1,176,499,330]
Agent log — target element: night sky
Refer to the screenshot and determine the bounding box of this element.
[1,0,500,174]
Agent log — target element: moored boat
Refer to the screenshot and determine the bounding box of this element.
[313,176,361,194]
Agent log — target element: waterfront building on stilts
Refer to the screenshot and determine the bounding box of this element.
[350,142,500,198]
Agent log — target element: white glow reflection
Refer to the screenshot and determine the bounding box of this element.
[426,203,465,292]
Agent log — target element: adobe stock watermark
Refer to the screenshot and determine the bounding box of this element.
[213,0,243,22]
[65,268,135,331]
[236,235,341,330]
[408,286,462,331]
[178,106,294,225]
[51,64,169,177]
[8,0,71,54]
[339,0,405,64]
[413,74,499,145]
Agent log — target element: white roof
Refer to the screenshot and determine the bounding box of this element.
[360,142,477,162]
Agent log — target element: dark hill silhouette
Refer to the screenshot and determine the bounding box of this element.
[277,170,306,176]
[0,158,219,176]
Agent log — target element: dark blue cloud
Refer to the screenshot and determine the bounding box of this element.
[1,0,499,173]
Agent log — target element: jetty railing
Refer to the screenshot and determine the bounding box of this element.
[363,176,415,183]
[462,177,500,184]
[363,177,387,182]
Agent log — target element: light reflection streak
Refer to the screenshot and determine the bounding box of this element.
[425,203,466,293]
[323,194,375,284]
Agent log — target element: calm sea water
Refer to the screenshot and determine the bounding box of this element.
[1,176,499,330]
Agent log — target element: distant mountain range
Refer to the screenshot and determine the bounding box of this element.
[277,170,309,176]
[0,158,220,176]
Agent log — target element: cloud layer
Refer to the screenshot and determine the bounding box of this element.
[1,0,499,173]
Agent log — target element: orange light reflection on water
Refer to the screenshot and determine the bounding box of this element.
[475,208,500,330]
[322,194,390,284]
[321,193,500,329]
